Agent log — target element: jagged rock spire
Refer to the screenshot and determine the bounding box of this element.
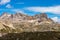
[40,13,48,19]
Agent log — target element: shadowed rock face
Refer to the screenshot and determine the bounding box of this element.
[0,31,60,40]
[34,13,47,19]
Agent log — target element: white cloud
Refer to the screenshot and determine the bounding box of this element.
[0,0,10,5]
[25,6,60,14]
[6,4,12,8]
[12,9,24,13]
[51,17,60,23]
[12,9,27,14]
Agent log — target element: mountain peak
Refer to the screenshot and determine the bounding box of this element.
[40,13,47,18]
[34,13,48,20]
[0,12,11,19]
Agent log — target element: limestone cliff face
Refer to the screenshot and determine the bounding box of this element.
[0,12,59,33]
[0,21,5,30]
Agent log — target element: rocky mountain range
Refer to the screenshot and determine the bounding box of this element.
[0,12,59,33]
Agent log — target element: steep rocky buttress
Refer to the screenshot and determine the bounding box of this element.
[0,12,59,33]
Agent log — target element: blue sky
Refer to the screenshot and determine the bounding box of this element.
[0,0,60,23]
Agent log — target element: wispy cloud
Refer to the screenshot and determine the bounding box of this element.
[51,17,60,23]
[25,5,60,14]
[11,9,27,14]
[0,0,10,5]
[6,4,12,8]
[12,9,24,13]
